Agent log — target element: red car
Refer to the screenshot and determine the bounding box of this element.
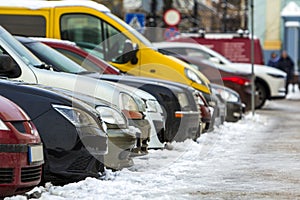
[0,95,44,197]
[32,38,120,75]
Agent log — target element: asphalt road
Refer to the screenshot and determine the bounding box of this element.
[191,97,300,199]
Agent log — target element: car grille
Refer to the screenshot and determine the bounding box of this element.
[0,168,14,184]
[21,166,41,183]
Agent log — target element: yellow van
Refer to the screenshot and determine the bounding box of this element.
[0,0,211,95]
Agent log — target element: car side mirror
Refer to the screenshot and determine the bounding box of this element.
[0,54,18,77]
[116,40,139,64]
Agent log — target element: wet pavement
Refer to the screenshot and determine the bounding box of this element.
[189,98,300,199]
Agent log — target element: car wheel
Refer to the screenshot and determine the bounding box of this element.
[255,81,267,109]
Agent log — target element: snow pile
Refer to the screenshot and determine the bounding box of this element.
[5,113,269,200]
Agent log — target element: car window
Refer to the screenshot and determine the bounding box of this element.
[180,47,211,60]
[0,45,21,78]
[24,42,86,74]
[163,47,188,55]
[56,48,104,73]
[61,13,131,64]
[0,30,42,67]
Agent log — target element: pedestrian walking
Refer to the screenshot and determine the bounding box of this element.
[277,50,294,94]
[267,52,279,68]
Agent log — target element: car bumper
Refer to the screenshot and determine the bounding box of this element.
[267,76,286,98]
[146,111,165,149]
[128,119,151,140]
[0,144,43,197]
[173,111,201,142]
[225,101,245,122]
[104,128,136,170]
[44,126,107,184]
[224,82,253,111]
[77,126,108,155]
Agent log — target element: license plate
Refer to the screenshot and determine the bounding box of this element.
[28,144,44,163]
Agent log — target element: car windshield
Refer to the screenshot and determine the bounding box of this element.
[204,47,232,64]
[106,13,154,48]
[24,41,87,74]
[0,27,43,67]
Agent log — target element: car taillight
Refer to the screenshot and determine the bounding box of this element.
[222,76,250,86]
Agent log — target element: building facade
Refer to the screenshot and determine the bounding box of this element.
[253,0,300,71]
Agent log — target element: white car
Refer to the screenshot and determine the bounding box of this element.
[154,42,287,108]
[0,25,155,154]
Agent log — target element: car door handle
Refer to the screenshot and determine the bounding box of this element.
[150,69,156,73]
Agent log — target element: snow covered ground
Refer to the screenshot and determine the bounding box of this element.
[6,86,300,200]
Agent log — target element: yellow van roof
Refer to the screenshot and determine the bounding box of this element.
[0,0,110,13]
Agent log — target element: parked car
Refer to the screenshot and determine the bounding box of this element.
[210,83,245,122]
[0,95,44,198]
[153,43,253,110]
[16,36,166,152]
[32,37,121,75]
[174,32,265,65]
[155,42,287,109]
[99,75,203,140]
[155,54,246,122]
[32,84,137,171]
[0,26,150,154]
[31,38,202,142]
[0,0,212,97]
[0,78,107,185]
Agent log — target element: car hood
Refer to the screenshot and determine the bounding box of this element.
[228,63,287,77]
[0,95,30,121]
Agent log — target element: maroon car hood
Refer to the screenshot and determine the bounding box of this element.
[0,95,30,121]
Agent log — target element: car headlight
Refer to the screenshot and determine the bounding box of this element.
[52,104,99,128]
[214,88,239,102]
[185,68,203,85]
[119,93,143,119]
[0,119,9,131]
[145,100,158,113]
[96,106,127,129]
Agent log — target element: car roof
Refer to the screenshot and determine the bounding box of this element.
[32,37,77,46]
[153,41,207,50]
[0,0,110,13]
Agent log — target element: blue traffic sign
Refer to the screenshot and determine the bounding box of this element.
[164,27,180,40]
[125,13,145,34]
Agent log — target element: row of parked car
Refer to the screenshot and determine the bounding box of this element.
[0,0,287,198]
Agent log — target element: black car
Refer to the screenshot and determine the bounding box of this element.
[0,78,108,185]
[35,84,137,170]
[210,83,245,122]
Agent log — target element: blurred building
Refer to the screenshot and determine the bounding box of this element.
[96,0,248,33]
[94,0,300,69]
[252,0,300,71]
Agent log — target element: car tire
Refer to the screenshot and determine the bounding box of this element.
[255,81,267,109]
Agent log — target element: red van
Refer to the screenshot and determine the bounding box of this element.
[172,32,265,65]
[0,95,44,197]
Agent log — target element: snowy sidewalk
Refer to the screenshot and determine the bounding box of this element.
[6,89,300,200]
